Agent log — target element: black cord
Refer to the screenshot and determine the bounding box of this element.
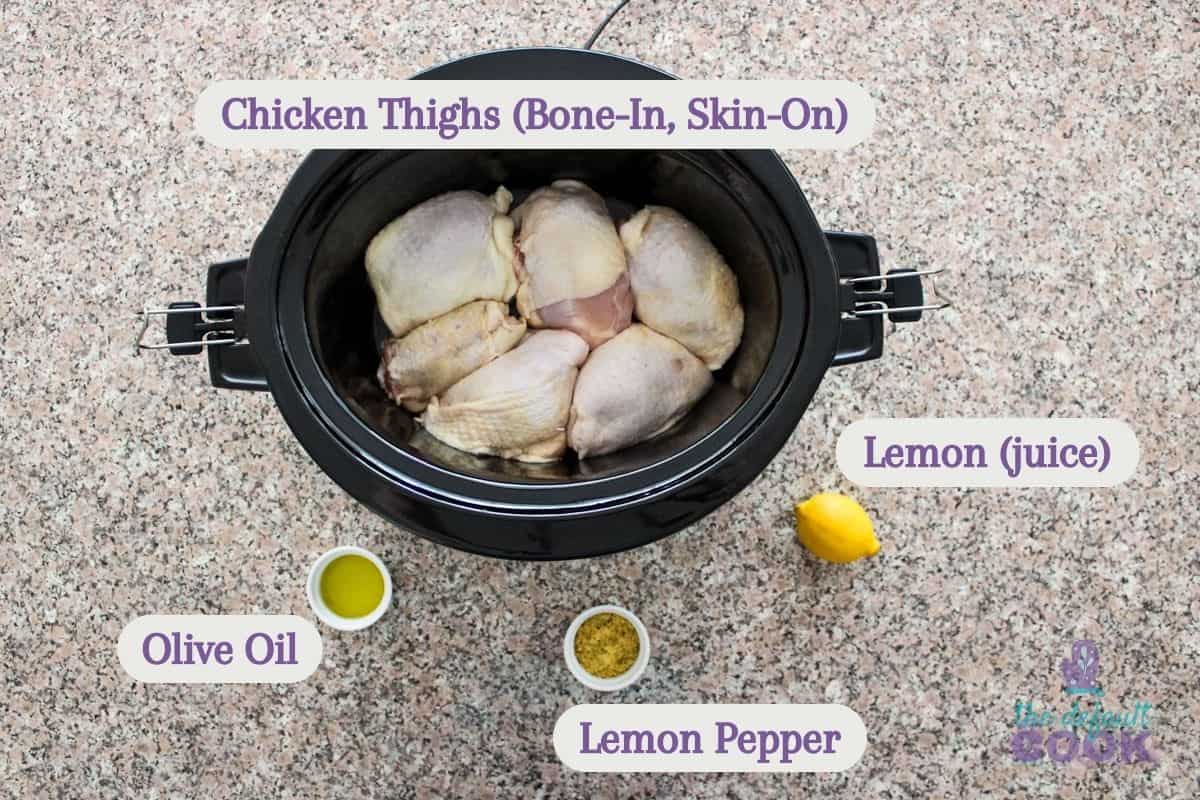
[583,0,634,49]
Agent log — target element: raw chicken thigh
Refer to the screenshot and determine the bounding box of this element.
[512,180,633,348]
[366,187,518,338]
[620,206,744,369]
[377,300,526,412]
[568,324,713,458]
[421,330,589,463]
[362,179,742,464]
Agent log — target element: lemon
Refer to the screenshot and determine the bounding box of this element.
[794,493,880,563]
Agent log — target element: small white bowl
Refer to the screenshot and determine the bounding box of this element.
[306,546,393,631]
[563,604,650,691]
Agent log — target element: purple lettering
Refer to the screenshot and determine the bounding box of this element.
[579,721,598,753]
[714,721,738,752]
[598,730,620,754]
[756,731,780,764]
[781,97,810,129]
[1011,729,1043,762]
[1077,444,1098,468]
[1046,730,1079,762]
[222,98,247,130]
[244,632,273,665]
[1083,731,1117,762]
[1120,730,1156,763]
[780,731,802,763]
[142,632,171,665]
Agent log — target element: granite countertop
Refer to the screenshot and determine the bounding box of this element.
[2,1,1197,797]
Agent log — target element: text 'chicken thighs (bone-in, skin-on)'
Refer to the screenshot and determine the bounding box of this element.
[568,324,714,459]
[377,300,527,413]
[366,187,518,338]
[420,329,590,463]
[620,205,745,370]
[512,180,633,348]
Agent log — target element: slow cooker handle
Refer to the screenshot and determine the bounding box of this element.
[826,231,944,366]
[134,258,269,391]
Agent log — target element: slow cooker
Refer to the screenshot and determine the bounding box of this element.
[139,48,940,559]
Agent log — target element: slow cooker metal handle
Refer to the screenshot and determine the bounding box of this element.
[134,258,269,391]
[826,231,948,366]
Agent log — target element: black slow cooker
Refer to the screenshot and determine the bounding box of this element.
[143,48,934,559]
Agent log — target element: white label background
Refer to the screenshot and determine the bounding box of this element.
[117,615,323,684]
[194,80,874,150]
[554,704,867,772]
[836,418,1139,487]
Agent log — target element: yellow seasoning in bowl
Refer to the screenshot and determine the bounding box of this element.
[319,554,385,618]
[574,612,640,678]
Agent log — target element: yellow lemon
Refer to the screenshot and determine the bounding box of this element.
[794,493,880,563]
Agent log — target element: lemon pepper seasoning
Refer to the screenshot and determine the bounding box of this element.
[573,612,639,678]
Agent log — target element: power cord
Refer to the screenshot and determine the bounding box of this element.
[583,0,634,49]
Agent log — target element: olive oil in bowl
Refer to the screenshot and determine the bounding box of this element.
[307,546,392,631]
[320,554,385,618]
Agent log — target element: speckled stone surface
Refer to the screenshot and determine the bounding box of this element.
[2,1,1197,797]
